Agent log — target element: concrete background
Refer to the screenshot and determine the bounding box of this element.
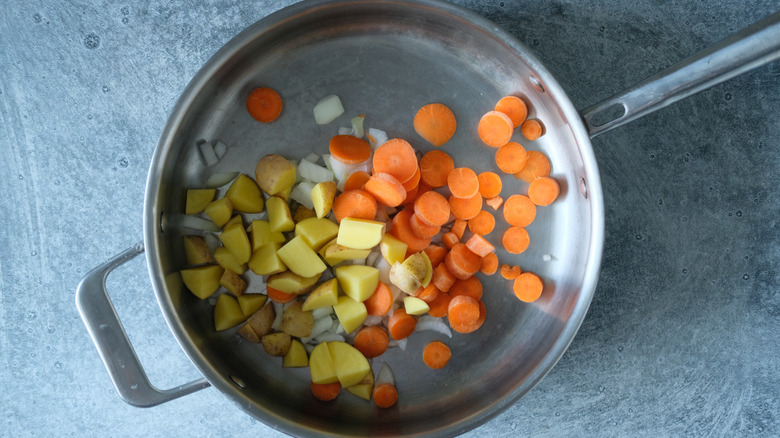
[1,0,778,436]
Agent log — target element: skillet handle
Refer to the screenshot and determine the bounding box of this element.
[581,11,780,137]
[75,242,210,407]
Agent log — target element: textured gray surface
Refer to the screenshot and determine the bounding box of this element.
[1,0,778,437]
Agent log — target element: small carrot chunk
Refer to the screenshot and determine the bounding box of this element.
[417,283,440,303]
[246,87,282,123]
[444,243,481,280]
[414,103,457,147]
[427,290,452,317]
[391,209,433,252]
[364,172,407,207]
[500,265,522,280]
[422,341,451,369]
[464,234,495,257]
[432,263,456,292]
[513,271,544,302]
[485,195,504,211]
[388,308,417,340]
[521,118,545,140]
[344,170,371,191]
[503,194,536,227]
[480,253,499,275]
[329,135,371,164]
[373,383,398,408]
[514,150,551,183]
[353,326,389,358]
[451,219,467,239]
[442,232,459,249]
[477,171,502,199]
[502,226,530,254]
[311,381,341,401]
[494,95,528,128]
[364,281,393,316]
[449,276,483,301]
[424,245,448,267]
[528,176,560,206]
[267,286,296,304]
[447,295,480,333]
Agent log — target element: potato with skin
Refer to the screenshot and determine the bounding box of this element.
[310,181,337,219]
[255,154,296,196]
[219,269,246,296]
[204,198,233,227]
[262,332,292,356]
[267,271,321,295]
[244,302,275,338]
[389,262,422,295]
[225,174,264,213]
[280,300,314,338]
[302,278,339,311]
[380,234,407,265]
[182,235,214,265]
[319,238,372,266]
[293,205,317,223]
[345,365,374,400]
[238,323,261,343]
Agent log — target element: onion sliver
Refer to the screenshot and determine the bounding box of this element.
[415,315,453,338]
[313,94,344,125]
[213,140,228,159]
[311,306,333,320]
[351,114,365,138]
[290,182,315,210]
[298,159,334,183]
[198,141,219,167]
[375,362,396,386]
[174,214,221,232]
[363,315,383,326]
[205,171,239,188]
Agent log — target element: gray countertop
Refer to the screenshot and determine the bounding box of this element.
[2,0,778,437]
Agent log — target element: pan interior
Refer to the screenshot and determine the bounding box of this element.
[145,1,603,436]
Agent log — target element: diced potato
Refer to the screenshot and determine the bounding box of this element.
[185,189,216,215]
[332,295,367,334]
[244,302,275,338]
[389,262,422,295]
[267,196,295,233]
[219,223,252,265]
[302,278,339,311]
[180,265,224,299]
[204,198,233,227]
[276,235,327,278]
[255,154,296,196]
[380,234,407,265]
[310,181,337,219]
[238,323,260,343]
[295,217,339,251]
[225,174,264,213]
[248,242,287,276]
[280,300,314,338]
[214,294,245,331]
[237,294,267,317]
[328,341,370,388]
[404,296,430,316]
[224,214,243,229]
[345,365,374,400]
[293,205,316,223]
[310,342,339,384]
[277,183,293,201]
[337,218,385,249]
[214,246,247,275]
[267,271,321,295]
[335,265,379,302]
[250,220,285,251]
[282,339,309,368]
[421,251,433,287]
[219,269,247,296]
[402,252,429,282]
[319,239,372,266]
[182,235,214,265]
[261,332,292,356]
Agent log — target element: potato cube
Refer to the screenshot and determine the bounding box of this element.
[219,269,247,296]
[380,234,407,265]
[267,271,320,295]
[219,223,252,265]
[302,278,339,311]
[267,196,294,233]
[204,198,233,227]
[335,265,379,302]
[295,217,339,251]
[261,332,292,356]
[328,341,370,388]
[319,238,372,266]
[248,242,287,276]
[214,294,245,331]
[280,300,313,338]
[255,154,296,196]
[225,173,264,213]
[276,235,327,278]
[250,220,285,251]
[224,214,243,229]
[214,246,247,275]
[238,323,260,343]
[185,189,216,215]
[345,368,374,400]
[182,235,214,265]
[403,296,430,316]
[282,339,308,368]
[310,181,337,219]
[244,302,275,338]
[309,342,339,384]
[277,183,293,201]
[337,218,385,249]
[237,294,267,317]
[180,265,223,299]
[332,295,367,334]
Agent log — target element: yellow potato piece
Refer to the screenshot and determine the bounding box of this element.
[310,181,337,219]
[328,341,370,388]
[276,235,327,278]
[204,198,233,227]
[237,294,267,317]
[345,367,374,400]
[214,246,247,275]
[224,214,243,229]
[334,265,379,302]
[319,238,372,266]
[336,218,385,249]
[267,271,321,295]
[309,342,339,384]
[421,251,433,287]
[219,223,252,265]
[219,269,247,296]
[180,265,223,299]
[182,235,214,265]
[380,234,407,265]
[248,242,287,276]
[267,196,295,233]
[332,295,367,334]
[250,220,285,251]
[282,339,309,368]
[403,296,430,316]
[185,189,216,215]
[255,154,297,196]
[225,174,264,213]
[214,294,245,331]
[295,217,339,251]
[302,278,339,311]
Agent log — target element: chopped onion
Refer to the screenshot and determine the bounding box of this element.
[415,315,453,338]
[328,155,371,181]
[375,362,396,386]
[213,140,228,159]
[543,254,556,262]
[388,338,407,351]
[310,316,334,339]
[314,333,345,343]
[205,171,239,188]
[322,154,335,173]
[313,95,344,124]
[203,233,221,253]
[290,182,315,210]
[367,128,388,149]
[303,343,315,354]
[377,258,392,287]
[311,306,333,320]
[198,141,219,167]
[351,257,367,265]
[363,315,383,326]
[173,214,221,232]
[271,302,285,331]
[298,159,334,183]
[366,251,382,267]
[351,114,365,138]
[304,152,320,164]
[338,127,353,136]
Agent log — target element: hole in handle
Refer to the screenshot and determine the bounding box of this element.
[587,103,626,127]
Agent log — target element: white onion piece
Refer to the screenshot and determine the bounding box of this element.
[363,315,383,326]
[174,214,221,232]
[198,141,219,167]
[377,258,392,287]
[311,306,333,320]
[351,257,367,265]
[205,171,239,188]
[290,182,315,210]
[322,154,334,174]
[328,155,371,182]
[203,233,221,253]
[298,159,334,183]
[313,95,344,124]
[365,251,381,267]
[367,128,388,149]
[303,343,315,354]
[271,302,285,331]
[335,323,346,334]
[415,315,453,338]
[376,362,396,386]
[213,140,228,159]
[304,152,320,164]
[314,333,345,343]
[310,316,334,338]
[338,127,353,136]
[351,115,365,138]
[388,338,407,351]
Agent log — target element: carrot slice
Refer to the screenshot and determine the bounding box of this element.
[480,253,499,275]
[500,264,522,280]
[373,138,418,183]
[353,326,389,358]
[460,300,487,333]
[467,210,495,235]
[409,212,441,239]
[417,283,440,303]
[364,281,393,316]
[513,271,543,302]
[267,286,296,304]
[495,142,528,174]
[329,135,371,164]
[344,170,371,191]
[391,209,432,252]
[449,276,483,301]
[494,95,528,128]
[427,290,452,317]
[477,110,514,148]
[485,195,504,211]
[449,194,482,220]
[451,219,467,239]
[447,168,480,199]
[431,263,456,292]
[442,232,459,249]
[311,381,341,401]
[444,243,481,280]
[447,295,480,333]
[414,191,450,226]
[464,234,495,257]
[424,245,448,267]
[419,150,455,188]
[414,103,457,147]
[401,183,421,206]
[373,383,398,408]
[477,171,502,199]
[364,172,407,207]
[332,189,377,223]
[388,308,416,340]
[402,166,422,191]
[503,194,536,227]
[246,87,282,123]
[528,176,560,206]
[422,341,451,369]
[514,150,551,183]
[521,119,545,140]
[502,226,530,254]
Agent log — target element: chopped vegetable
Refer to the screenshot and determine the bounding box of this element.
[467,210,495,236]
[419,150,454,188]
[477,110,514,148]
[513,271,544,302]
[521,118,545,140]
[353,326,389,358]
[494,95,528,128]
[372,138,418,184]
[479,253,499,275]
[372,382,398,408]
[495,142,528,174]
[311,381,341,401]
[528,176,560,206]
[502,226,530,254]
[503,194,536,227]
[313,95,344,124]
[246,87,283,123]
[413,103,457,147]
[514,150,551,183]
[422,341,451,369]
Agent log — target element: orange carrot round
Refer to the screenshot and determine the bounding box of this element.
[427,290,452,317]
[353,326,390,358]
[467,210,495,235]
[451,218,467,239]
[419,150,454,188]
[424,245,448,267]
[332,189,377,222]
[311,381,341,401]
[364,281,393,316]
[431,263,456,292]
[414,103,457,147]
[409,212,441,239]
[414,191,451,226]
[329,135,371,164]
[417,283,440,303]
[477,171,502,199]
[391,209,433,252]
[521,119,545,140]
[447,295,480,333]
[477,110,514,148]
[514,150,551,183]
[447,167,480,199]
[464,234,495,257]
[267,286,296,304]
[513,271,543,302]
[422,341,451,369]
[444,243,481,280]
[373,383,398,408]
[402,166,422,191]
[449,276,483,301]
[480,253,499,275]
[364,172,407,207]
[494,95,528,128]
[442,232,459,249]
[502,226,530,254]
[246,87,282,123]
[373,138,418,184]
[344,170,371,191]
[503,194,536,227]
[495,142,528,174]
[500,265,522,280]
[388,308,416,340]
[528,176,561,206]
[449,194,483,220]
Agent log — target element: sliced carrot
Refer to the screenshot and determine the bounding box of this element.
[402,166,422,191]
[414,191,450,227]
[514,150,551,183]
[477,171,502,199]
[503,194,536,227]
[449,194,483,220]
[388,308,416,340]
[422,341,451,369]
[401,183,421,206]
[409,212,441,239]
[329,135,371,164]
[353,326,389,358]
[373,383,398,408]
[391,209,433,252]
[513,271,543,302]
[427,290,452,317]
[444,243,481,280]
[246,87,282,123]
[373,138,418,184]
[451,219,467,239]
[464,234,495,257]
[364,281,393,316]
[442,232,459,249]
[528,176,560,206]
[332,189,377,223]
[480,253,499,275]
[311,381,341,401]
[447,295,480,333]
[495,142,528,174]
[461,300,487,333]
[364,172,407,207]
[344,170,371,191]
[414,103,457,147]
[467,210,495,236]
[417,283,440,303]
[494,95,528,128]
[424,245,448,267]
[500,265,522,280]
[447,167,480,199]
[432,263,456,292]
[521,118,545,140]
[419,150,454,188]
[502,226,530,254]
[267,286,296,304]
[477,110,514,148]
[485,195,504,211]
[449,276,483,301]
